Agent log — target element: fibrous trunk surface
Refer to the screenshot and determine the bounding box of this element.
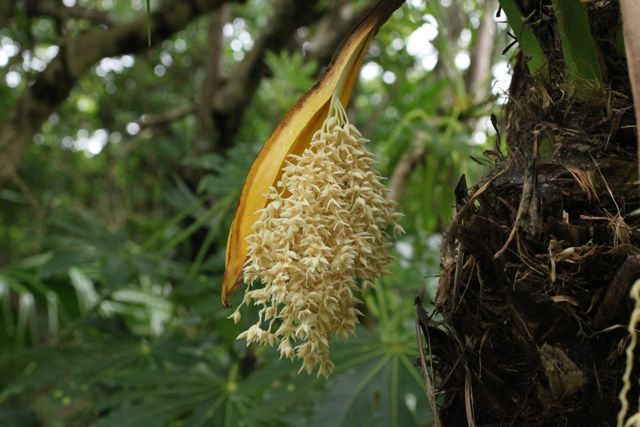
[422,1,640,425]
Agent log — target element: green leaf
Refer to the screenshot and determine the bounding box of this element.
[498,0,548,76]
[552,0,604,99]
[0,404,39,427]
[311,333,429,427]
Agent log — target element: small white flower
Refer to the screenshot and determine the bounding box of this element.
[228,310,241,324]
[235,98,402,376]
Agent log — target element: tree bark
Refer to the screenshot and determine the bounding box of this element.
[421,1,640,425]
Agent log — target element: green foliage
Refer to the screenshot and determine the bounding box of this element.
[551,0,604,99]
[262,51,318,115]
[498,0,548,76]
[311,287,429,427]
[0,0,505,425]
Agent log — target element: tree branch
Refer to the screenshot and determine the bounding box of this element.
[210,0,324,149]
[28,0,114,26]
[388,147,427,204]
[0,0,242,183]
[196,7,228,152]
[138,104,197,129]
[303,0,372,70]
[468,0,497,103]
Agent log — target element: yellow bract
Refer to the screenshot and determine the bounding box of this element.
[221,0,404,306]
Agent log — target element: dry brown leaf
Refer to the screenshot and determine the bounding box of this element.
[551,295,579,306]
[548,239,596,283]
[565,166,598,201]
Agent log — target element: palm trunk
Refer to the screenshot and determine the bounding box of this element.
[423,1,639,425]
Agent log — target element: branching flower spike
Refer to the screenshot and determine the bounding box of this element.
[221,0,405,307]
[221,0,405,377]
[231,98,402,377]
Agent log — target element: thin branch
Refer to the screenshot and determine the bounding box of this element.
[138,104,197,129]
[196,7,228,151]
[388,147,426,204]
[29,1,114,26]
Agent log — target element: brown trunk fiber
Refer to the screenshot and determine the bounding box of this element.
[422,1,640,426]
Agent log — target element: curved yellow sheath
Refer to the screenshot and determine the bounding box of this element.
[222,0,405,306]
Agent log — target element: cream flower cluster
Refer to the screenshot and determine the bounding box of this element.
[232,100,402,377]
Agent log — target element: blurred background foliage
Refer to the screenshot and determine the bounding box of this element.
[0,0,510,425]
